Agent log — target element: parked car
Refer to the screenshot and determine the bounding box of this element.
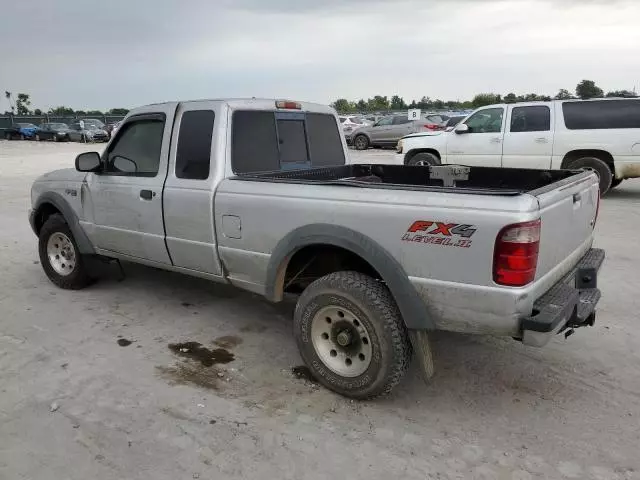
[339,115,372,142]
[80,118,106,130]
[422,113,449,130]
[29,98,604,399]
[395,98,640,193]
[35,123,71,142]
[4,122,38,140]
[351,114,444,150]
[109,120,122,137]
[67,122,109,142]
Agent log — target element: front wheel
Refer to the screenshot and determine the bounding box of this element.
[407,152,440,166]
[293,271,412,399]
[353,135,369,150]
[38,214,93,289]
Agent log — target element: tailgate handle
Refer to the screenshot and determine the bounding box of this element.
[573,192,581,205]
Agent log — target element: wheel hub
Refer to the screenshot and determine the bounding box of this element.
[46,232,76,276]
[336,330,352,347]
[310,305,372,377]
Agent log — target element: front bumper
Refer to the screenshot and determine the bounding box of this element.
[521,248,605,347]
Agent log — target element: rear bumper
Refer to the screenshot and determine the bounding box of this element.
[521,248,605,347]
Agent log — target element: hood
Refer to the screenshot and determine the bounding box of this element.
[402,131,444,140]
[36,168,87,183]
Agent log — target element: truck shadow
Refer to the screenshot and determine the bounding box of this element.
[604,184,640,200]
[90,261,605,415]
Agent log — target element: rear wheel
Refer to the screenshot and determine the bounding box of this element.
[567,156,612,195]
[38,214,93,290]
[407,152,440,166]
[293,271,412,399]
[353,134,369,151]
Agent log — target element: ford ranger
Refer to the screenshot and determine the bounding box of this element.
[29,98,605,398]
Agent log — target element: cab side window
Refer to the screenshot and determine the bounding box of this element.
[464,108,504,133]
[176,110,215,180]
[104,118,165,176]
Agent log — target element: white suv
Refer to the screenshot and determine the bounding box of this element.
[396,98,640,193]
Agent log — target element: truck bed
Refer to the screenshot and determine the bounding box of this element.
[234,164,587,196]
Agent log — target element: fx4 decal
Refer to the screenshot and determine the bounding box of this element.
[401,221,476,248]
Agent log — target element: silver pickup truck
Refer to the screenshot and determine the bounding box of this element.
[29,98,605,399]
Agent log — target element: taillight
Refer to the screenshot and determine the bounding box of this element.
[493,219,541,287]
[423,123,438,130]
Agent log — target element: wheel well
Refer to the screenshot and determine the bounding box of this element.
[33,203,62,234]
[280,244,381,295]
[404,148,441,165]
[561,149,614,173]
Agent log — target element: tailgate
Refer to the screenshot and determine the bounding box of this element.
[533,172,599,281]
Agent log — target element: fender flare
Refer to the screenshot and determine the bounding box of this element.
[32,192,95,255]
[264,224,434,330]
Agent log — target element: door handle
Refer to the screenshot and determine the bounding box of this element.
[490,137,502,144]
[535,137,549,143]
[140,189,154,200]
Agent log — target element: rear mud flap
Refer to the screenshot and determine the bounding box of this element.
[409,330,435,382]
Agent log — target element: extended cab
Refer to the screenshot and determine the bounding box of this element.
[396,98,640,194]
[29,98,604,399]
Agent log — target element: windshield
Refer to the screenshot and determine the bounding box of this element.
[17,123,36,128]
[50,123,68,129]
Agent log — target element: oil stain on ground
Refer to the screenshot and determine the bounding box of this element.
[168,342,234,367]
[117,338,132,347]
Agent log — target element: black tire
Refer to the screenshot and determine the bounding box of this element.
[38,214,93,290]
[407,152,440,166]
[353,134,369,151]
[610,177,623,189]
[567,156,612,195]
[293,271,412,399]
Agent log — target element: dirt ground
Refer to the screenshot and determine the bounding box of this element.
[1,140,640,480]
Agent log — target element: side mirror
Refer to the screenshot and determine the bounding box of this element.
[454,124,469,134]
[75,151,102,172]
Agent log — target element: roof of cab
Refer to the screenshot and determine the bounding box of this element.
[128,98,336,116]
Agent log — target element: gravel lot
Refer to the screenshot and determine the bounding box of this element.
[1,140,640,480]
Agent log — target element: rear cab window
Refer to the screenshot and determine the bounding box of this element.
[563,100,640,129]
[231,110,345,174]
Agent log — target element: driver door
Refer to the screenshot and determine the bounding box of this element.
[82,109,173,264]
[445,107,505,167]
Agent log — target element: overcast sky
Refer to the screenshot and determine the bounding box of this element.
[1,0,639,111]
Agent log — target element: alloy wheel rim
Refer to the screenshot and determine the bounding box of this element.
[310,305,372,377]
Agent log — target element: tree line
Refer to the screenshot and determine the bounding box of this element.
[3,92,129,117]
[331,79,637,113]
